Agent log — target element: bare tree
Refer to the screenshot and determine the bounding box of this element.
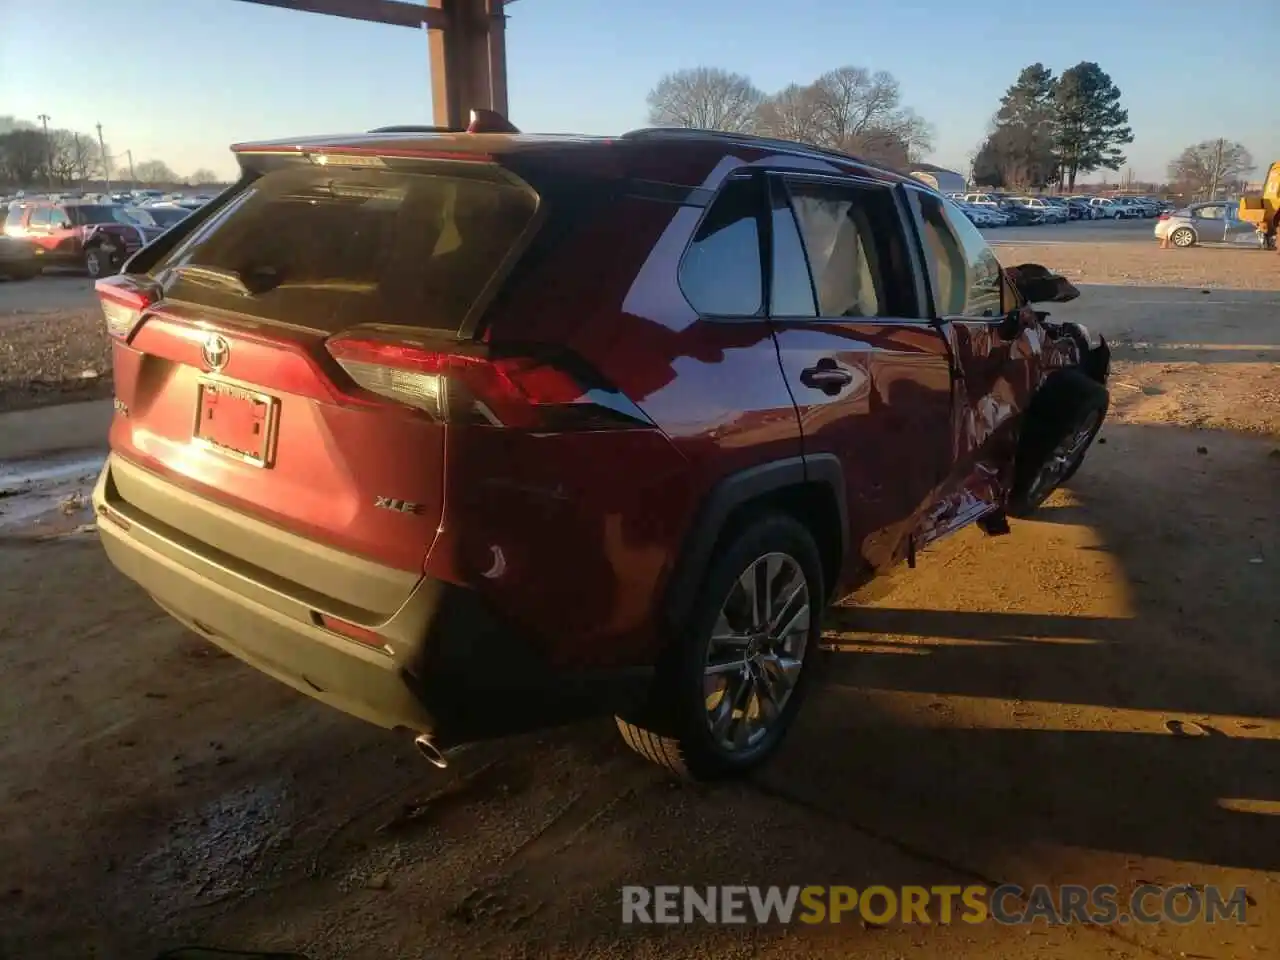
[0,130,48,185]
[754,84,825,144]
[811,68,897,147]
[189,168,220,186]
[645,67,764,132]
[1168,140,1255,200]
[753,66,932,168]
[134,159,180,185]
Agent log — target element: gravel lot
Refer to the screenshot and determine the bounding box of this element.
[0,274,109,413]
[0,229,1278,960]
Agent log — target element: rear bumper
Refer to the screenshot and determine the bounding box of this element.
[93,454,652,745]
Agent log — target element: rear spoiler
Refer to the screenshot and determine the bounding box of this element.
[369,110,520,136]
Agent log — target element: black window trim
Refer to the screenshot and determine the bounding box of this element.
[762,173,818,320]
[770,171,929,325]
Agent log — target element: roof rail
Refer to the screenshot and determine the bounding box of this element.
[621,127,872,169]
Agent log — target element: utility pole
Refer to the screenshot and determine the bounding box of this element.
[1207,137,1226,201]
[126,149,136,188]
[96,123,112,196]
[37,114,52,189]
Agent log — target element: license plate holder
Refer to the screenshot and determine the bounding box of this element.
[193,379,279,467]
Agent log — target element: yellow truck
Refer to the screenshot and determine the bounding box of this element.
[1239,161,1280,248]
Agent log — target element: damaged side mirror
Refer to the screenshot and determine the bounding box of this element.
[1005,263,1080,304]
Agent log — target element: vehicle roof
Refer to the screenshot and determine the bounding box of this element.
[230,127,919,190]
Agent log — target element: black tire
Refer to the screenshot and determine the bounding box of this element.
[615,512,824,781]
[84,244,115,279]
[1007,369,1109,518]
[1170,227,1196,248]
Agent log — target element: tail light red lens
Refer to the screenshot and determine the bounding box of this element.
[325,333,618,429]
[1157,214,1170,221]
[96,275,160,340]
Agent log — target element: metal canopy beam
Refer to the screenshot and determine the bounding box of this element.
[230,0,511,128]
[232,0,448,30]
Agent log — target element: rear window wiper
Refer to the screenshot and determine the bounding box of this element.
[170,264,283,296]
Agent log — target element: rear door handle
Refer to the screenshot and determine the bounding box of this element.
[800,359,853,395]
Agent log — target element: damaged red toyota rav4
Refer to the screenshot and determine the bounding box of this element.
[93,117,1109,781]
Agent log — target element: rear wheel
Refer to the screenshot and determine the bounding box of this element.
[84,245,108,278]
[615,512,823,780]
[1171,227,1196,248]
[1008,369,1109,517]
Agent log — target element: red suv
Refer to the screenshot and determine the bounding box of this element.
[4,200,166,277]
[92,125,1109,780]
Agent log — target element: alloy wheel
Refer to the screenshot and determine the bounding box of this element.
[703,552,810,754]
[1172,228,1195,248]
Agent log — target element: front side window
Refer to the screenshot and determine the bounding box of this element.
[914,192,1004,319]
[785,178,914,319]
[29,207,50,227]
[48,208,72,228]
[679,177,763,317]
[1195,205,1224,220]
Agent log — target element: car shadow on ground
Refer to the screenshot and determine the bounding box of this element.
[762,420,1279,876]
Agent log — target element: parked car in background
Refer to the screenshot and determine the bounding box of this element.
[126,205,192,230]
[1087,197,1121,218]
[1113,198,1147,219]
[958,203,1008,228]
[1063,198,1092,220]
[1041,197,1074,221]
[1016,198,1066,223]
[91,124,1111,781]
[0,235,39,279]
[1154,201,1259,247]
[3,200,167,277]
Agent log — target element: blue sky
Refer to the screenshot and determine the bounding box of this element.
[3,0,1277,182]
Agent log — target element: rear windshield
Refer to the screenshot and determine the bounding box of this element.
[154,163,539,333]
[70,205,132,225]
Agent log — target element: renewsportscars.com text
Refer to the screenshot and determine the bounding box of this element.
[621,884,1249,926]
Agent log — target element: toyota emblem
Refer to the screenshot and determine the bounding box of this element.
[201,333,230,373]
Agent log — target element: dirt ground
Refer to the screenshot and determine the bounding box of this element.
[0,273,111,414]
[1,238,1278,960]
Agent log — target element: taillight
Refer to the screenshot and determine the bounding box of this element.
[96,274,160,340]
[325,333,647,430]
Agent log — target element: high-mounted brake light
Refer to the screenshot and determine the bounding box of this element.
[96,275,160,340]
[325,334,609,429]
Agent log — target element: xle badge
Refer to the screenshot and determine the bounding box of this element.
[375,497,425,515]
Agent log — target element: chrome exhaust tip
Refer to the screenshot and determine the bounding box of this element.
[413,733,449,769]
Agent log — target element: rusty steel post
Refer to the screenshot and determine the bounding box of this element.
[230,1,512,129]
[428,0,508,129]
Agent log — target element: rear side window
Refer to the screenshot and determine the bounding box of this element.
[155,164,539,334]
[29,207,50,227]
[679,177,763,317]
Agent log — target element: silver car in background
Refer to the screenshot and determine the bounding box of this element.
[1154,201,1259,247]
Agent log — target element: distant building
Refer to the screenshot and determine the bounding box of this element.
[907,163,966,194]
